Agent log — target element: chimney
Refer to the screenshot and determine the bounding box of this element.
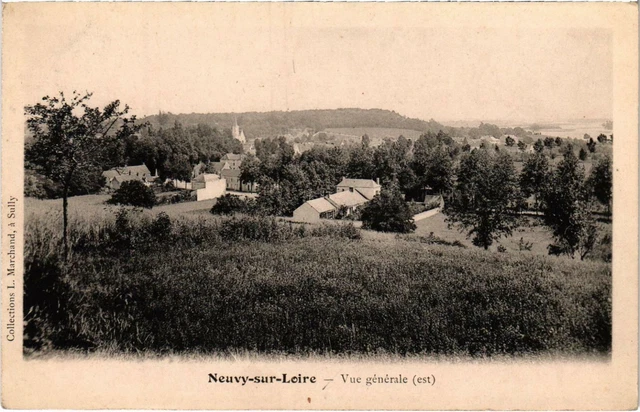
[376,177,380,185]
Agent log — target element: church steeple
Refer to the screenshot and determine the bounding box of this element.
[232,116,246,143]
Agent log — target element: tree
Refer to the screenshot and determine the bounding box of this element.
[347,145,375,179]
[211,194,255,215]
[587,138,597,153]
[541,149,597,259]
[543,137,555,149]
[412,144,454,195]
[597,133,608,144]
[505,136,515,147]
[108,180,156,208]
[445,150,523,249]
[361,133,371,148]
[579,147,588,161]
[361,185,416,233]
[519,151,550,211]
[461,137,471,152]
[533,139,544,153]
[555,137,563,147]
[587,155,612,214]
[240,154,262,185]
[25,92,141,256]
[517,140,527,152]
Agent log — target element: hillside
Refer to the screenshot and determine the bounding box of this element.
[142,108,446,139]
[25,208,610,356]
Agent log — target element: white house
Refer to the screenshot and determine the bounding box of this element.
[193,173,227,202]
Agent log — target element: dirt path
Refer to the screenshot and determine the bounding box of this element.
[413,207,442,222]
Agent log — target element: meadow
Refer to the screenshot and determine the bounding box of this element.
[24,196,611,357]
[323,127,424,141]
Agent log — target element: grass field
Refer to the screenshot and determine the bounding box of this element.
[25,195,610,257]
[24,197,611,357]
[25,194,216,219]
[324,127,423,141]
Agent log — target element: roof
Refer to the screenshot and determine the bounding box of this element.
[306,197,336,214]
[112,174,143,183]
[209,162,228,174]
[102,164,151,178]
[120,164,151,176]
[192,162,206,176]
[221,153,244,161]
[337,178,381,189]
[193,173,221,183]
[327,191,368,207]
[221,168,242,178]
[102,170,120,179]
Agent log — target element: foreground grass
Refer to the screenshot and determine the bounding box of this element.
[25,208,611,357]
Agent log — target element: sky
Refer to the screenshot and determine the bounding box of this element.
[7,4,613,124]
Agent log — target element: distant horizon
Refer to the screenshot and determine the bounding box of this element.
[137,106,611,129]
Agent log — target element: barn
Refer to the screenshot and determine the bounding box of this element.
[292,197,337,223]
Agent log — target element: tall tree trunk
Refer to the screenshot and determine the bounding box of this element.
[62,185,69,259]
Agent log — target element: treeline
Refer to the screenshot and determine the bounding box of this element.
[143,108,448,139]
[123,123,242,181]
[232,131,611,260]
[446,145,611,259]
[234,131,458,216]
[144,109,542,142]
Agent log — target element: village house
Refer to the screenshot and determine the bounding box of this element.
[221,168,242,191]
[192,162,207,179]
[220,153,245,170]
[336,178,381,200]
[242,142,256,155]
[292,178,380,223]
[192,173,226,201]
[102,164,155,191]
[208,161,231,175]
[293,197,337,222]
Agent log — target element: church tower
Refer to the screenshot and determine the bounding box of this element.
[232,117,246,143]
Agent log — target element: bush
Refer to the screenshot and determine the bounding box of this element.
[156,190,194,205]
[401,232,466,248]
[218,215,298,242]
[211,194,256,215]
[518,237,534,251]
[108,180,156,208]
[361,187,416,233]
[310,223,362,240]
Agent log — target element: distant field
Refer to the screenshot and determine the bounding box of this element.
[413,212,556,254]
[25,194,216,219]
[323,127,424,141]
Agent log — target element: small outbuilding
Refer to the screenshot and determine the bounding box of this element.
[293,197,337,223]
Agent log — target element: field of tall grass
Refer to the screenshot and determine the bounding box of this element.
[24,202,612,358]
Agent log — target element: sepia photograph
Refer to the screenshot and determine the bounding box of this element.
[1,2,637,410]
